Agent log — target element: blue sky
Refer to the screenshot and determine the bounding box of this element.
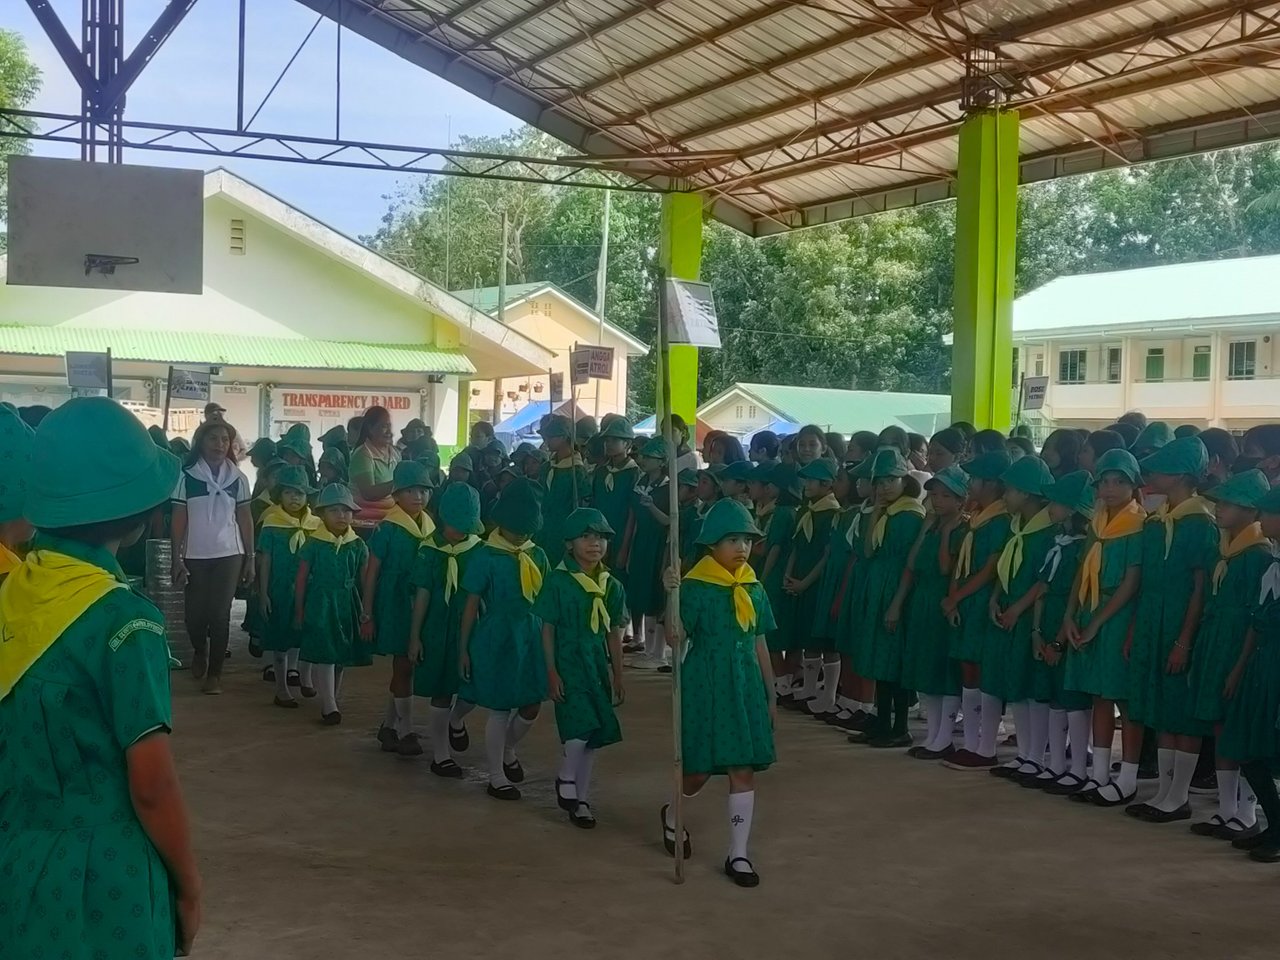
[2,0,518,236]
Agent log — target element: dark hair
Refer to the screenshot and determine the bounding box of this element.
[1243,423,1280,456]
[949,420,976,440]
[929,427,965,456]
[1042,428,1082,475]
[750,430,780,459]
[471,420,495,440]
[346,415,364,431]
[907,432,927,455]
[1174,424,1201,439]
[1074,428,1091,444]
[901,475,923,500]
[1117,410,1149,430]
[42,508,157,546]
[1199,427,1239,466]
[849,430,879,461]
[825,432,848,462]
[970,429,1006,455]
[877,425,909,456]
[1106,421,1140,447]
[1086,429,1125,459]
[713,434,747,464]
[187,420,239,468]
[1007,436,1036,457]
[1063,511,1090,537]
[780,434,797,455]
[358,405,392,446]
[19,405,51,428]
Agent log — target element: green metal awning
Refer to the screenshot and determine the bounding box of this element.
[0,325,476,375]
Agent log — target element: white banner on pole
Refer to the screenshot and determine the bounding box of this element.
[168,366,211,402]
[65,351,111,391]
[663,278,721,348]
[1021,375,1049,412]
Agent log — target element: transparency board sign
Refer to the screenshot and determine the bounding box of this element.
[664,278,721,348]
[1021,376,1049,412]
[168,366,211,402]
[570,345,614,386]
[65,351,112,391]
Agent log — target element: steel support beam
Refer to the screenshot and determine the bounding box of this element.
[98,0,201,111]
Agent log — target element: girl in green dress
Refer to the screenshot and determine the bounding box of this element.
[409,482,485,779]
[293,483,371,725]
[1125,438,1218,822]
[660,500,777,889]
[759,463,801,700]
[676,468,701,570]
[536,508,627,828]
[536,414,586,555]
[834,458,879,730]
[256,465,320,708]
[901,465,967,759]
[624,436,672,667]
[319,444,349,489]
[0,397,201,957]
[1059,448,1145,806]
[1184,470,1273,838]
[982,456,1057,778]
[362,461,436,757]
[805,462,853,719]
[784,458,841,710]
[458,478,552,800]
[591,417,639,567]
[941,449,1011,766]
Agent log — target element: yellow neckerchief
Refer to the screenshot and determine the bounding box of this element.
[954,499,1008,581]
[1078,500,1146,610]
[382,503,436,543]
[487,529,544,602]
[1150,494,1214,559]
[870,496,926,552]
[846,502,875,548]
[0,541,21,577]
[425,534,481,602]
[684,555,757,632]
[602,458,637,492]
[260,504,321,553]
[794,493,840,542]
[1213,523,1270,595]
[756,500,777,539]
[0,549,126,699]
[558,560,611,634]
[996,507,1054,592]
[310,525,360,551]
[547,453,584,488]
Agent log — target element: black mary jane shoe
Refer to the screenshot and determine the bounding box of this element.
[261,665,275,683]
[1213,818,1261,842]
[1234,828,1273,851]
[723,857,760,888]
[780,695,809,713]
[660,804,692,858]
[1021,769,1058,789]
[487,783,521,801]
[272,696,299,709]
[300,685,317,699]
[1137,803,1191,824]
[448,722,470,752]
[1065,778,1103,802]
[430,759,464,779]
[556,778,578,813]
[829,711,865,732]
[286,669,301,688]
[910,744,955,762]
[321,711,342,726]
[1190,814,1227,837]
[1248,844,1280,863]
[1125,800,1155,818]
[569,802,597,830]
[867,732,913,749]
[1088,783,1136,808]
[503,759,525,784]
[989,760,1026,780]
[1041,772,1088,796]
[377,726,401,752]
[1009,764,1045,786]
[397,733,424,757]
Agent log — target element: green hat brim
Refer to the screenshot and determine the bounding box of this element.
[694,500,763,545]
[561,509,615,540]
[925,468,967,499]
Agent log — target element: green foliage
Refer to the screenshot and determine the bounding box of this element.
[0,29,41,246]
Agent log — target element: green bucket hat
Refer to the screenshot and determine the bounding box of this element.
[1259,485,1280,515]
[148,424,169,449]
[575,416,599,442]
[248,436,277,460]
[450,452,474,473]
[416,450,442,471]
[318,426,347,448]
[585,434,606,459]
[275,464,317,495]
[765,462,802,503]
[695,499,762,545]
[490,477,544,536]
[868,448,909,480]
[1045,470,1096,518]
[0,405,35,523]
[1132,421,1174,453]
[512,441,545,464]
[393,459,436,492]
[720,460,754,483]
[562,507,614,540]
[261,457,288,480]
[1174,424,1202,439]
[315,482,358,512]
[797,458,837,482]
[277,432,312,461]
[319,445,348,470]
[1092,447,1142,485]
[169,437,191,457]
[25,397,180,528]
[850,457,875,481]
[1139,436,1208,478]
[925,463,968,499]
[1000,455,1053,497]
[1206,468,1271,510]
[699,463,726,486]
[676,468,699,488]
[405,435,438,460]
[538,414,573,441]
[962,449,1012,481]
[599,417,635,441]
[438,482,483,535]
[483,437,508,459]
[638,436,668,460]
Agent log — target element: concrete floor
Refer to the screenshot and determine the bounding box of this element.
[176,618,1275,960]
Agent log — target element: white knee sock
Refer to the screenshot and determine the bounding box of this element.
[1091,745,1113,786]
[1150,747,1175,807]
[920,694,942,746]
[451,698,475,727]
[383,698,398,729]
[1010,701,1031,761]
[1026,702,1050,769]
[961,687,981,754]
[1116,761,1138,796]
[728,791,755,862]
[644,616,664,660]
[1216,769,1240,821]
[273,652,291,700]
[798,658,821,700]
[505,711,536,765]
[299,660,314,689]
[1047,709,1068,775]
[286,647,300,671]
[394,697,413,738]
[429,705,452,763]
[1154,749,1198,812]
[814,661,840,711]
[1067,710,1090,779]
[776,673,794,697]
[576,747,597,805]
[1238,774,1258,827]
[558,739,587,802]
[486,710,512,786]
[316,664,337,715]
[927,695,960,752]
[977,693,1003,758]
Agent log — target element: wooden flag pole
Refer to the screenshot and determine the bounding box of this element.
[162,365,174,433]
[658,269,686,884]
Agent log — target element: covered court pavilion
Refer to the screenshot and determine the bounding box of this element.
[7,2,1280,957]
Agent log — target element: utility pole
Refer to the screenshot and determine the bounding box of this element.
[492,210,508,424]
[593,190,611,418]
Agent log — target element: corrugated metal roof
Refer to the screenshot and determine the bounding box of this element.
[0,325,476,374]
[451,282,650,353]
[707,382,951,435]
[299,0,1280,236]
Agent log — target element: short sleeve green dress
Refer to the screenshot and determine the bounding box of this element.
[1128,512,1217,733]
[1029,533,1092,711]
[532,560,627,748]
[592,462,639,566]
[257,525,308,652]
[0,536,176,960]
[980,514,1057,703]
[625,476,670,618]
[298,534,372,667]
[678,576,776,775]
[901,521,965,697]
[784,500,839,651]
[1219,556,1280,763]
[851,505,924,683]
[808,506,855,647]
[1187,540,1274,726]
[759,503,799,653]
[678,500,700,570]
[349,443,399,516]
[458,542,551,710]
[1062,530,1143,700]
[536,459,587,555]
[367,520,427,657]
[835,507,875,657]
[409,533,482,699]
[949,509,1013,665]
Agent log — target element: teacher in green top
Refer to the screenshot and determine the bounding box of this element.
[349,404,402,522]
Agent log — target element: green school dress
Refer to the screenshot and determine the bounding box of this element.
[592,461,639,566]
[536,458,587,555]
[1128,511,1217,733]
[0,537,176,960]
[367,518,429,657]
[784,498,840,652]
[980,515,1057,703]
[809,506,853,645]
[851,504,924,683]
[625,477,670,618]
[409,533,481,699]
[458,542,551,710]
[257,526,309,653]
[835,507,875,657]
[759,503,798,652]
[298,533,372,666]
[1187,540,1273,726]
[532,559,626,747]
[901,521,964,696]
[1029,534,1092,711]
[678,577,776,775]
[1219,557,1280,762]
[949,508,1012,664]
[1062,530,1143,701]
[678,501,700,571]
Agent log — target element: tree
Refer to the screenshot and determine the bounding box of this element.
[0,29,41,246]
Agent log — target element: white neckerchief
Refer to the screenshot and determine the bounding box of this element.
[189,457,238,529]
[1039,532,1085,584]
[1261,545,1280,606]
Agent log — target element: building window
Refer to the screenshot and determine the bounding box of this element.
[735,405,744,418]
[1192,345,1211,381]
[1034,354,1044,377]
[1144,347,1165,383]
[1058,349,1086,384]
[1012,347,1020,387]
[1228,340,1257,380]
[1106,347,1122,384]
[229,218,245,255]
[747,404,757,419]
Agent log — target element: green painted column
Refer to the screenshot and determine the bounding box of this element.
[952,108,1019,430]
[658,192,703,426]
